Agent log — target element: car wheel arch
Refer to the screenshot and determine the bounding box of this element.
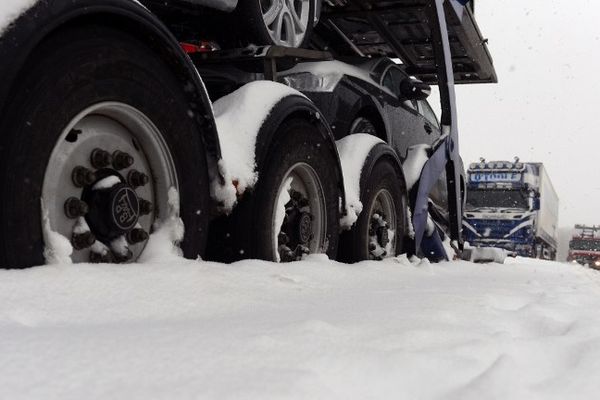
[254,95,346,210]
[349,106,388,144]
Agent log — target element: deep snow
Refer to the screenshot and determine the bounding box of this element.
[2,255,600,399]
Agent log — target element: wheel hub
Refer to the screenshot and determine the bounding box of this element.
[297,212,312,244]
[83,174,140,242]
[278,189,315,261]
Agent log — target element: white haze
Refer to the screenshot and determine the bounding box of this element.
[432,0,600,231]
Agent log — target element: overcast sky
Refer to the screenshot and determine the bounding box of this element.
[446,0,600,229]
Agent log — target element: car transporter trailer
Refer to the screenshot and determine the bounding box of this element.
[0,0,496,268]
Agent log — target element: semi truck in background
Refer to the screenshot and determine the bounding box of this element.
[568,225,600,268]
[462,159,559,259]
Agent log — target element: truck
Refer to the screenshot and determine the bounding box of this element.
[462,159,559,259]
[568,225,600,268]
[0,0,496,268]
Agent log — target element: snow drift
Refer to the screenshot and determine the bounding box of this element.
[1,256,600,399]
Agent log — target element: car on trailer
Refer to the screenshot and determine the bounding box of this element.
[142,0,323,48]
[192,0,496,261]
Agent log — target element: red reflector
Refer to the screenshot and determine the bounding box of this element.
[180,41,217,54]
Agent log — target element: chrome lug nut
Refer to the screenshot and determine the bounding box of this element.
[139,199,154,215]
[128,170,149,188]
[71,231,96,250]
[112,150,134,170]
[64,197,89,218]
[72,166,96,187]
[90,148,113,169]
[127,228,149,244]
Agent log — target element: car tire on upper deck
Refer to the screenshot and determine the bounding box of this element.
[0,24,210,268]
[236,0,318,48]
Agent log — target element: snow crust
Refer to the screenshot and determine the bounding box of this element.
[336,134,384,229]
[274,177,293,262]
[139,187,185,263]
[92,175,120,190]
[212,81,306,210]
[403,144,431,190]
[0,0,37,35]
[41,200,72,265]
[2,256,600,399]
[282,60,383,93]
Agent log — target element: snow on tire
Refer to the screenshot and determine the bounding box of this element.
[338,141,408,262]
[208,117,339,263]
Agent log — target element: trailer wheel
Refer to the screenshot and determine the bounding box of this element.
[237,0,317,48]
[339,149,408,262]
[224,118,339,262]
[0,25,210,267]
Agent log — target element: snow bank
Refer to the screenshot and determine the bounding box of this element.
[2,257,600,399]
[0,0,37,35]
[212,81,306,210]
[336,134,384,229]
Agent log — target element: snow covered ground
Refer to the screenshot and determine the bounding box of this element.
[2,256,600,399]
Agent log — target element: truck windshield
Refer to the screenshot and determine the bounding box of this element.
[466,189,528,210]
[569,239,600,251]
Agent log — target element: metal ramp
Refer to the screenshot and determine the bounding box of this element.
[313,0,497,84]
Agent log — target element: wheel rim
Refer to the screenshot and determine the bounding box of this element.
[42,102,178,263]
[272,162,326,262]
[260,0,310,47]
[366,189,397,260]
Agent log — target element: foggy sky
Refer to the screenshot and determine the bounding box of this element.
[451,0,600,229]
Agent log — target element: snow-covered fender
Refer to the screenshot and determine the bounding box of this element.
[0,0,221,169]
[254,94,346,211]
[211,81,344,212]
[337,135,406,230]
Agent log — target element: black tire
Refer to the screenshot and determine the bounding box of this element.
[208,117,339,262]
[236,0,317,48]
[0,24,210,268]
[339,144,408,262]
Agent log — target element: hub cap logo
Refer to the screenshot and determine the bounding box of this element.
[111,187,140,231]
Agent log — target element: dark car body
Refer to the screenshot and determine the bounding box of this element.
[281,58,441,158]
[280,57,462,228]
[194,54,462,231]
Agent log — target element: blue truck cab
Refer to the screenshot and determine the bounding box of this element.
[462,159,558,259]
